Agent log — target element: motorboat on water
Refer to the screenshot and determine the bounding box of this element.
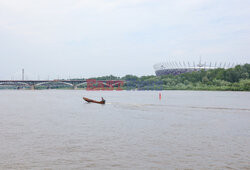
[83,97,105,104]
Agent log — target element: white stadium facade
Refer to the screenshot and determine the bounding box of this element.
[153,61,237,76]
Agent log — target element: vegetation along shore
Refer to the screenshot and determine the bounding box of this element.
[1,64,249,91]
[90,64,250,91]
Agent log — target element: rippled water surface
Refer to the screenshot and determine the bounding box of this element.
[0,90,250,169]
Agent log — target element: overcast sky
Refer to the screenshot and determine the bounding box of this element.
[0,0,250,80]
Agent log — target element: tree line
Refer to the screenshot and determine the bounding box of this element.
[89,64,250,91]
[4,64,247,90]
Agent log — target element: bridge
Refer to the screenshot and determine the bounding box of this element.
[0,80,87,90]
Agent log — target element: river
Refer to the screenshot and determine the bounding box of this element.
[0,90,249,169]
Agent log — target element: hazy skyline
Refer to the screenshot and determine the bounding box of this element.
[1,0,250,80]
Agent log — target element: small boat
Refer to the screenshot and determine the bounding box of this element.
[83,97,105,104]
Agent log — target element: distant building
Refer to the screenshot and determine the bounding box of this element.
[153,61,236,76]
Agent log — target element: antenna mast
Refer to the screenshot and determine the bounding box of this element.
[22,69,24,80]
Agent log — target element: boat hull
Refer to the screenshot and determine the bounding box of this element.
[83,97,105,104]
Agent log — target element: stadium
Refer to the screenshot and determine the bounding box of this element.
[153,61,237,76]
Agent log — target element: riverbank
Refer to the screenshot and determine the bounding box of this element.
[1,64,249,91]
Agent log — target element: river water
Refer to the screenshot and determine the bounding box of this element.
[0,90,249,169]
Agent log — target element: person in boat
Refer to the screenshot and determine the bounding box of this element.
[101,97,105,103]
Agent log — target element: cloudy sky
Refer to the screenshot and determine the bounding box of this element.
[0,0,250,79]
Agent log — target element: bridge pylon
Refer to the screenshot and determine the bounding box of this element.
[73,85,77,90]
[30,85,35,90]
